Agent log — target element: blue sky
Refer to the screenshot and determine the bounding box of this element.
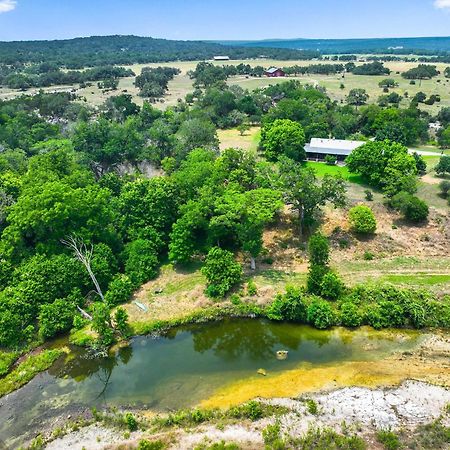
[0,0,449,41]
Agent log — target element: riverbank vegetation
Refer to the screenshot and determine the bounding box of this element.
[0,54,449,402]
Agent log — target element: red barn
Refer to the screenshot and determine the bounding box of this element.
[264,67,286,77]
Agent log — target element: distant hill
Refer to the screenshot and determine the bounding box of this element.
[215,36,450,55]
[0,35,319,68]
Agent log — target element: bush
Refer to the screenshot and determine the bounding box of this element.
[325,154,337,165]
[349,205,377,234]
[340,302,362,328]
[320,272,345,300]
[124,412,138,431]
[308,233,330,266]
[363,251,374,260]
[202,247,242,298]
[307,298,335,329]
[125,239,159,286]
[390,192,429,222]
[266,286,307,322]
[91,302,114,345]
[38,293,80,339]
[104,274,134,306]
[247,280,257,296]
[376,430,401,450]
[307,264,330,295]
[439,180,450,197]
[114,307,129,337]
[364,189,373,201]
[138,440,165,450]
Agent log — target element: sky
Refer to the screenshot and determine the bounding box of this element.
[0,0,449,42]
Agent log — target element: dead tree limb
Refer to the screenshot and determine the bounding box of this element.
[62,235,105,302]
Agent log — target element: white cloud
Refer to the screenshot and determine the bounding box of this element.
[434,0,450,9]
[0,0,16,13]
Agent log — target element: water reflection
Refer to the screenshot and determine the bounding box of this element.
[1,320,422,449]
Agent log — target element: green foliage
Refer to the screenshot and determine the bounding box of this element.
[346,140,417,195]
[114,307,129,337]
[390,192,429,222]
[307,264,330,296]
[247,280,258,296]
[262,422,286,450]
[105,274,134,307]
[124,412,138,431]
[194,441,240,450]
[305,398,319,415]
[266,286,307,322]
[38,295,78,339]
[0,349,63,397]
[320,272,345,300]
[137,440,165,450]
[307,298,335,329]
[296,427,367,449]
[308,233,330,266]
[435,155,450,176]
[202,247,242,298]
[125,239,159,286]
[261,119,306,161]
[364,190,373,201]
[91,302,114,346]
[346,89,369,107]
[325,154,337,165]
[348,205,377,234]
[339,302,363,328]
[228,400,263,421]
[376,430,401,450]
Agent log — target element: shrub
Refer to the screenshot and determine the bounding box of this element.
[138,440,165,450]
[364,190,373,201]
[307,264,330,295]
[247,280,257,296]
[202,247,242,298]
[340,302,362,328]
[38,294,79,339]
[124,412,138,431]
[308,233,330,266]
[307,298,335,329]
[262,422,285,450]
[266,286,307,322]
[363,251,374,260]
[349,205,377,234]
[104,274,134,306]
[125,239,159,286]
[438,180,450,197]
[320,272,345,300]
[376,430,401,450]
[390,192,429,222]
[228,400,263,421]
[114,307,129,337]
[325,154,337,165]
[91,302,114,345]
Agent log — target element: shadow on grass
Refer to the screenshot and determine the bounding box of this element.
[259,269,289,283]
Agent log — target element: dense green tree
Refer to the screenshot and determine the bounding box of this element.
[435,155,450,175]
[261,119,306,161]
[346,89,369,107]
[278,158,346,233]
[201,247,242,298]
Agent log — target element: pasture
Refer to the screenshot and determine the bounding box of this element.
[1,59,449,114]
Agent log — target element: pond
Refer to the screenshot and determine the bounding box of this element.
[0,319,424,447]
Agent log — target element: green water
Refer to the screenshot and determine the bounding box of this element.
[0,319,423,447]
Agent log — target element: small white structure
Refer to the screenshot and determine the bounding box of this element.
[213,56,230,61]
[305,138,366,161]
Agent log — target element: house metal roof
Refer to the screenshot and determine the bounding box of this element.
[266,67,282,73]
[305,138,366,156]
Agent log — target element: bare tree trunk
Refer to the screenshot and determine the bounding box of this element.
[250,256,256,271]
[62,235,105,302]
[77,305,93,321]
